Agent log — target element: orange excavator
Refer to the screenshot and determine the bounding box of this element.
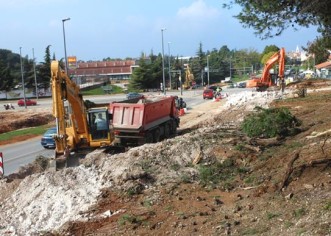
[247,48,285,91]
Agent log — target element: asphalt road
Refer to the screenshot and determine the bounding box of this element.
[1,137,54,175]
[0,87,247,176]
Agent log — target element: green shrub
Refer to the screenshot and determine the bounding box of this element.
[198,158,242,189]
[241,107,301,138]
[118,214,141,226]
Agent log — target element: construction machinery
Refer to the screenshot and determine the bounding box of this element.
[247,48,285,91]
[111,95,180,146]
[50,61,114,169]
[183,64,195,89]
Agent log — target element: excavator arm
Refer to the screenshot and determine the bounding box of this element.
[184,64,194,89]
[258,48,285,87]
[51,61,89,165]
[247,48,285,91]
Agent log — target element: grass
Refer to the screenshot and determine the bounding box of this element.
[0,125,51,142]
[323,201,331,211]
[244,175,256,184]
[293,207,306,218]
[266,211,281,220]
[81,84,124,96]
[285,141,304,150]
[197,158,247,190]
[242,226,270,235]
[118,214,142,226]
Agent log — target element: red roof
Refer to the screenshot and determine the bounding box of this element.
[68,60,136,76]
[315,61,331,69]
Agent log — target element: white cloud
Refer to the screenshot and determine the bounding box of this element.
[177,0,220,19]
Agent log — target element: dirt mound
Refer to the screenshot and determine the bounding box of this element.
[0,110,53,134]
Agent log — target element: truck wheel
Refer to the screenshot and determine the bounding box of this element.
[170,120,177,135]
[164,123,171,138]
[145,133,153,143]
[153,129,160,143]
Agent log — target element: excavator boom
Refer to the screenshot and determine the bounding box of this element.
[247,48,285,91]
[184,64,195,89]
[50,61,114,170]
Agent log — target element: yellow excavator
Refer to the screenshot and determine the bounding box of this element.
[50,61,114,169]
[183,64,195,89]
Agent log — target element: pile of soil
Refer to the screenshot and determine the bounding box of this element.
[0,107,53,145]
[0,81,330,235]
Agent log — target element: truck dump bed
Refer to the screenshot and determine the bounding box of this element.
[111,96,176,131]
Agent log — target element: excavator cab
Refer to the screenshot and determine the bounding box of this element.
[87,108,113,147]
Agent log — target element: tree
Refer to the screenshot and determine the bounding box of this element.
[224,1,331,39]
[172,57,184,89]
[129,52,161,91]
[261,45,280,58]
[22,56,35,88]
[0,62,13,91]
[0,49,21,89]
[37,45,52,89]
[305,36,331,64]
[191,42,205,85]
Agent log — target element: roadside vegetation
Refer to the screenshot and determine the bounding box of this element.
[0,125,51,143]
[80,84,124,96]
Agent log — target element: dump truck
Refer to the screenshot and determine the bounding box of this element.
[110,95,180,146]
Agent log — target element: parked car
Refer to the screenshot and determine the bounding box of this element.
[203,89,214,99]
[126,92,143,100]
[227,83,235,88]
[238,82,246,88]
[41,127,57,149]
[17,98,37,106]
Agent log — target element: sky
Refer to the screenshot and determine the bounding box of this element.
[0,0,320,63]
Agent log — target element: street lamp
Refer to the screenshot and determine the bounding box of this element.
[19,47,27,109]
[168,42,171,90]
[161,28,166,95]
[207,55,210,87]
[62,17,70,74]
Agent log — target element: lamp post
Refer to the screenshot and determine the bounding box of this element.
[161,28,166,95]
[62,17,70,74]
[207,55,210,87]
[32,48,38,100]
[19,47,27,109]
[168,42,171,90]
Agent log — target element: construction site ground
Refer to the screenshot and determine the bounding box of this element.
[0,79,330,236]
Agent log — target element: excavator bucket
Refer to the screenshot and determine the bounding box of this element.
[246,78,260,88]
